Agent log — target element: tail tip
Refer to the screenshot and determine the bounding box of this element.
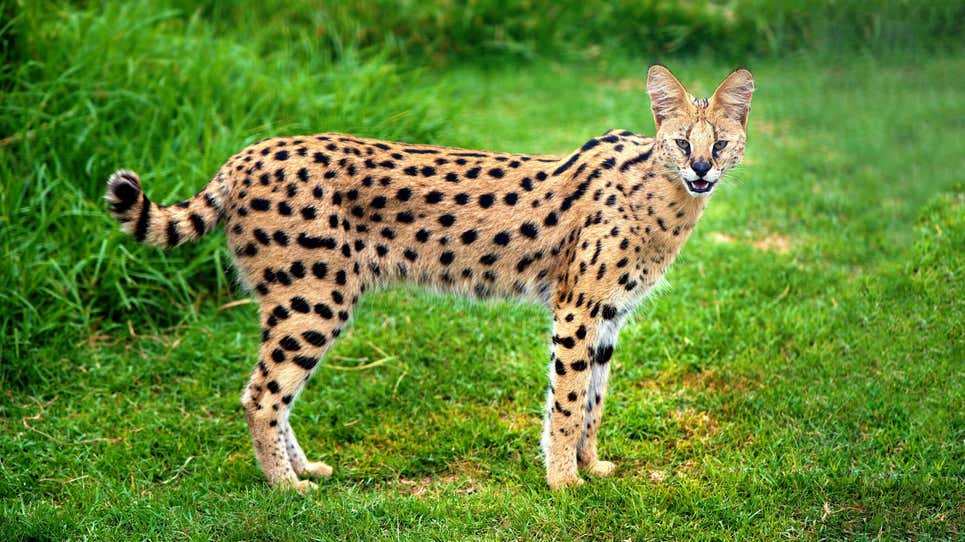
[106,169,142,209]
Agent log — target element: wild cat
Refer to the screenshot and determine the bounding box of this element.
[106,65,754,491]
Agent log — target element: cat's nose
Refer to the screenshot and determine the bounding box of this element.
[691,161,711,178]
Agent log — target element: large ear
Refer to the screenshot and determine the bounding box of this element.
[709,68,755,128]
[647,65,693,129]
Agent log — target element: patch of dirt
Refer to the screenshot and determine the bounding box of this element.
[394,460,483,498]
[752,235,792,254]
[672,408,719,440]
[602,78,647,91]
[708,231,793,254]
[752,120,792,137]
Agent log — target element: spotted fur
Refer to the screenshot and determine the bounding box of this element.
[106,66,754,492]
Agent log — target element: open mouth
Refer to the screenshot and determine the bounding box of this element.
[686,180,715,194]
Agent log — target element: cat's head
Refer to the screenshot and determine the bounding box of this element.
[647,66,755,197]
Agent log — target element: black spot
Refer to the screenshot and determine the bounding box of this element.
[403,249,418,262]
[567,391,578,402]
[479,253,498,265]
[396,188,412,201]
[478,194,495,208]
[314,303,333,319]
[425,191,444,203]
[488,168,504,179]
[516,256,533,272]
[301,206,317,220]
[371,195,387,208]
[494,231,511,245]
[292,356,318,370]
[503,193,518,205]
[396,211,415,223]
[278,336,300,352]
[602,157,616,169]
[302,330,327,347]
[290,261,306,278]
[440,251,455,265]
[454,193,470,205]
[313,152,329,165]
[274,150,289,161]
[460,230,478,244]
[335,270,347,285]
[465,167,481,179]
[438,214,456,227]
[445,172,459,183]
[554,335,576,349]
[271,349,285,363]
[520,222,539,238]
[576,325,587,339]
[376,244,389,256]
[311,262,328,279]
[581,139,600,151]
[277,201,292,215]
[185,213,206,237]
[403,166,418,176]
[415,229,430,242]
[267,380,280,393]
[332,291,344,304]
[544,212,558,226]
[254,228,271,245]
[555,359,566,376]
[594,344,614,365]
[601,304,618,320]
[290,296,311,313]
[553,153,581,176]
[619,149,653,172]
[251,198,271,211]
[421,166,436,177]
[570,360,588,371]
[297,233,337,249]
[380,227,396,240]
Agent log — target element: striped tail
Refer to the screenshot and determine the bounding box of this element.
[105,169,228,248]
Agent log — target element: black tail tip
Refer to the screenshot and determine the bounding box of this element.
[106,169,142,213]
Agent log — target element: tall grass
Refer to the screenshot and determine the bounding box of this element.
[155,0,963,63]
[0,2,453,386]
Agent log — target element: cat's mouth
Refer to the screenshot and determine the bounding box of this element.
[685,179,715,194]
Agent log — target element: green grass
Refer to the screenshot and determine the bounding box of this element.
[1,2,963,540]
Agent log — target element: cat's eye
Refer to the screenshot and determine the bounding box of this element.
[675,139,690,153]
[713,140,728,152]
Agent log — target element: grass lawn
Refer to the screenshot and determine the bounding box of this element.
[1,4,962,541]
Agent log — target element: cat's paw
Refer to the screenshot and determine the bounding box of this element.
[280,478,319,495]
[547,474,584,491]
[302,461,333,479]
[584,460,616,477]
